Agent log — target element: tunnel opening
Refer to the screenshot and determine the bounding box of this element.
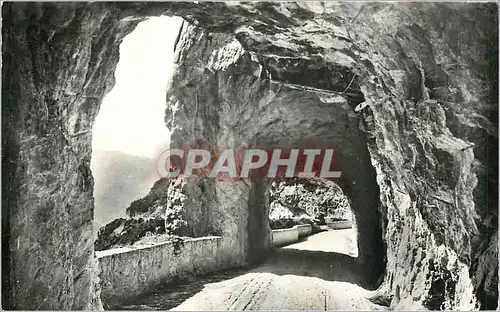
[259,173,386,290]
[90,16,184,249]
[233,63,387,288]
[268,177,359,257]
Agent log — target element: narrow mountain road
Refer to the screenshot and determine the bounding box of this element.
[117,229,387,311]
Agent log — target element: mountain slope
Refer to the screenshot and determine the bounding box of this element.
[91,150,159,226]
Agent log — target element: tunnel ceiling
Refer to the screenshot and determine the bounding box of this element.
[123,2,496,104]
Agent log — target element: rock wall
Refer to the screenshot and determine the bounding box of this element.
[2,2,497,310]
[1,3,142,309]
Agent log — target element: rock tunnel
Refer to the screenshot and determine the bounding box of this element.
[165,20,385,281]
[2,2,498,310]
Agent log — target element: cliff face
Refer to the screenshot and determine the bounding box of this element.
[2,3,131,309]
[2,2,497,310]
[268,178,352,222]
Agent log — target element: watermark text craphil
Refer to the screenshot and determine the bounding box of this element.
[156,144,342,180]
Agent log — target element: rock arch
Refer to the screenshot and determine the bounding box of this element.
[166,22,385,284]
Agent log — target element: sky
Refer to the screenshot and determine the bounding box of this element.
[92,16,184,159]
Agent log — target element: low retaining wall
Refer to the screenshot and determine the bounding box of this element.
[326,220,353,229]
[271,227,299,247]
[294,224,313,237]
[97,236,228,307]
[271,224,315,247]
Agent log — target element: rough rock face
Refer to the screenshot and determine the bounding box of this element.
[2,2,497,310]
[268,178,352,221]
[2,3,136,309]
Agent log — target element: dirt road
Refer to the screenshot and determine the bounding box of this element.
[282,228,358,256]
[118,229,387,310]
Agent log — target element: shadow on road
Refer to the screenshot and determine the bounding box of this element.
[112,267,250,310]
[252,248,366,288]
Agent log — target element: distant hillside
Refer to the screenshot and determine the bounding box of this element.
[95,177,191,251]
[91,150,159,226]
